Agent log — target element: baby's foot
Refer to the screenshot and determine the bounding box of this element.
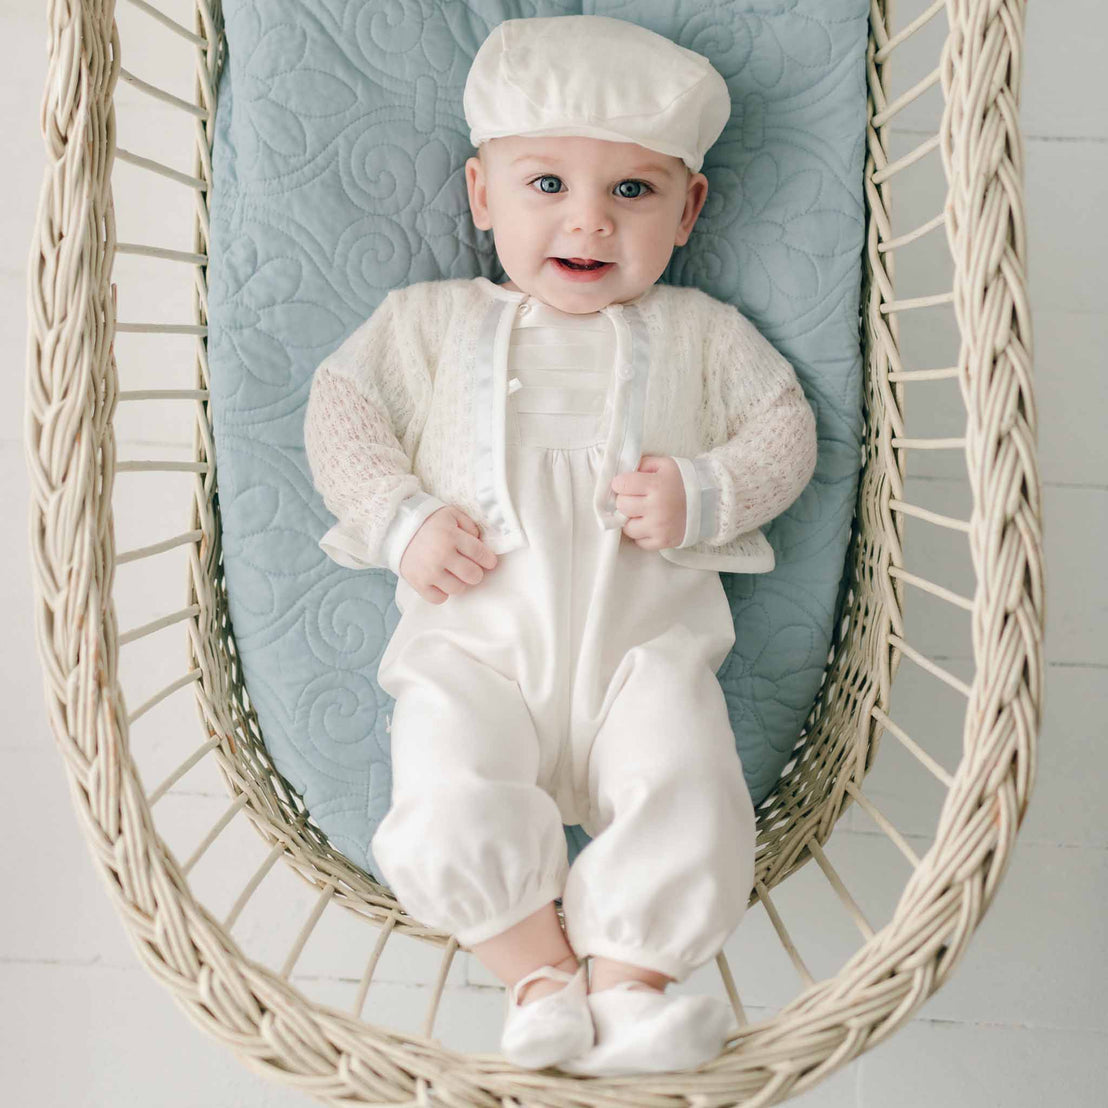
[557,983,736,1076]
[501,962,595,1069]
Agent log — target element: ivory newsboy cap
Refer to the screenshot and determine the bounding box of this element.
[463,15,731,174]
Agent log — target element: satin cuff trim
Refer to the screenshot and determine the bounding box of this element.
[379,490,449,577]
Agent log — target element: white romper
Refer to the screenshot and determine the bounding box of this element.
[370,291,757,984]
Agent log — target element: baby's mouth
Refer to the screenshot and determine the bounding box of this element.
[553,257,612,271]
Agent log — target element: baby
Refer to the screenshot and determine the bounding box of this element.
[304,15,818,1076]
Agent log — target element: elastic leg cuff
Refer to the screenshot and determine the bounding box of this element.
[453,871,568,948]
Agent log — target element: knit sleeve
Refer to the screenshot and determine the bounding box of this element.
[303,292,446,573]
[689,307,819,548]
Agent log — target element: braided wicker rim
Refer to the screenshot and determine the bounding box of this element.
[24,0,1043,1104]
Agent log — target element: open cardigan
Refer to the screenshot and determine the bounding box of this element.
[304,275,818,576]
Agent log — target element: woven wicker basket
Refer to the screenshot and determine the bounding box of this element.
[24,1,1042,1104]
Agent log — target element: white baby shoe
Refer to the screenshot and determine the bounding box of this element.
[500,962,595,1070]
[557,980,737,1077]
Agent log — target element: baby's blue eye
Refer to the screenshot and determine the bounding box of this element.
[529,175,653,198]
[615,180,651,199]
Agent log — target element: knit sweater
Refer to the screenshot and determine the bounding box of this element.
[304,276,818,575]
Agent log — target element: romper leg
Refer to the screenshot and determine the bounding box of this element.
[561,625,756,984]
[370,636,569,947]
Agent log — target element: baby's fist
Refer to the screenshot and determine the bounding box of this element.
[610,455,687,551]
[398,506,498,604]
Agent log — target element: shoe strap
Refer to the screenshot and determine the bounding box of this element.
[509,963,579,1006]
[603,980,662,994]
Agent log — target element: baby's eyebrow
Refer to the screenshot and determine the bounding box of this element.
[510,154,674,177]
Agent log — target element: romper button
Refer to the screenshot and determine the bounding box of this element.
[617,362,634,380]
[519,301,532,314]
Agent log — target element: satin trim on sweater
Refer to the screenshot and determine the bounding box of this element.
[474,299,526,554]
[589,302,650,532]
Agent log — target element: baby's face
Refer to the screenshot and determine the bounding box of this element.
[465,135,708,314]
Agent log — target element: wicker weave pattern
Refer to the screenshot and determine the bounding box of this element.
[23,1,1042,1104]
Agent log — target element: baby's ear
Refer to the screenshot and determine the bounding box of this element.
[464,158,492,231]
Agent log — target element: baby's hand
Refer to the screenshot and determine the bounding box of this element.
[610,455,687,551]
[399,506,499,604]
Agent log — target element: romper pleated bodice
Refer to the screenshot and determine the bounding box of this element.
[506,296,615,450]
